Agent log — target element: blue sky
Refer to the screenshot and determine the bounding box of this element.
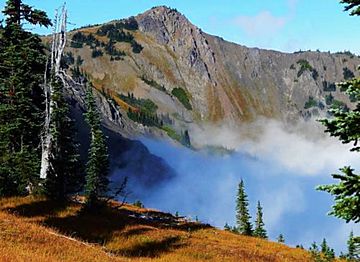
[1,0,360,54]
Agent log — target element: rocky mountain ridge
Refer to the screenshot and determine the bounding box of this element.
[54,5,360,148]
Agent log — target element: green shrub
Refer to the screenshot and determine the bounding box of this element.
[71,32,86,48]
[131,40,143,53]
[332,99,349,112]
[91,49,103,58]
[141,76,167,92]
[172,87,192,110]
[95,22,142,53]
[119,93,158,114]
[304,96,318,109]
[296,59,313,77]
[104,40,125,60]
[161,125,181,141]
[127,109,162,127]
[115,17,139,31]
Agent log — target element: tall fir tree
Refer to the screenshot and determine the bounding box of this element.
[317,1,360,251]
[253,201,267,239]
[320,238,335,260]
[42,73,81,200]
[347,231,360,260]
[0,0,51,196]
[236,179,253,235]
[84,84,109,209]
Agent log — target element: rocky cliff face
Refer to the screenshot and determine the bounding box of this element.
[61,6,360,141]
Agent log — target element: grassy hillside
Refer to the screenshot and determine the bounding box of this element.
[0,197,313,261]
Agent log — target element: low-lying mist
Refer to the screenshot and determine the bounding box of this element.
[111,118,360,253]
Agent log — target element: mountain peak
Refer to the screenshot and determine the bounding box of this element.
[136,5,197,45]
[144,5,183,17]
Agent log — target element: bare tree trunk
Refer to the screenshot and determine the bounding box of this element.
[40,5,68,179]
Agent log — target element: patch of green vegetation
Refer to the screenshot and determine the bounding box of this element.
[91,49,103,58]
[161,126,191,147]
[161,125,182,141]
[335,50,356,58]
[96,22,143,54]
[331,99,349,112]
[70,32,103,49]
[304,96,318,109]
[104,40,126,60]
[131,41,143,53]
[119,93,162,127]
[290,64,295,70]
[141,76,167,92]
[296,59,314,78]
[116,17,139,31]
[127,109,162,127]
[171,87,192,110]
[119,93,158,114]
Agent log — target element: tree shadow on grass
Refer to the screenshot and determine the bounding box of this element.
[5,198,204,258]
[115,236,184,258]
[43,206,132,244]
[122,226,154,238]
[4,199,70,218]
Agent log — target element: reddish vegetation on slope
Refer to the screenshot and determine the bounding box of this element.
[0,196,313,262]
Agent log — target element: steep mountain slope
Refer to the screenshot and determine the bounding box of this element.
[63,5,360,135]
[46,6,360,188]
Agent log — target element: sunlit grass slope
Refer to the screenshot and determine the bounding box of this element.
[0,196,313,261]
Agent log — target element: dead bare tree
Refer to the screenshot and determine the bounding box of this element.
[40,4,70,179]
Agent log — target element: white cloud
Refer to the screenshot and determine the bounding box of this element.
[232,0,299,37]
[261,182,305,229]
[190,119,360,176]
[233,11,286,36]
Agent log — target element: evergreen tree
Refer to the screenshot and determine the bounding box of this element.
[253,201,267,239]
[42,74,81,200]
[320,238,335,261]
[309,242,321,261]
[224,222,231,231]
[84,85,109,209]
[181,130,191,147]
[0,0,51,196]
[347,231,360,260]
[236,179,253,235]
[321,238,328,254]
[341,0,360,16]
[317,3,360,251]
[277,234,285,243]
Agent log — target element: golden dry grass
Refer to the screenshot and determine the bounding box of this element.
[0,196,313,262]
